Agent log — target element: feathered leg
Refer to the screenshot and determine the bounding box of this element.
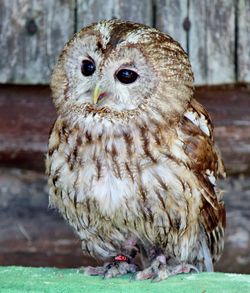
[84,238,139,278]
[84,254,138,278]
[136,246,199,281]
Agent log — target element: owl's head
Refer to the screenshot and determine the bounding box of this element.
[51,19,194,123]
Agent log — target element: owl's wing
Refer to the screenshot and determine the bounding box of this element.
[180,98,226,265]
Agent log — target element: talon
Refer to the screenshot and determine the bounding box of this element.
[83,255,137,278]
[136,254,199,281]
[136,270,154,280]
[169,263,199,275]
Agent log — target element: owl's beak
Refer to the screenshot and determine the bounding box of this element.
[92,85,108,104]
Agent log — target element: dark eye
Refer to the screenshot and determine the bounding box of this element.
[116,69,138,84]
[81,60,95,76]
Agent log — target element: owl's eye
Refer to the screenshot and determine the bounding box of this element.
[116,69,138,84]
[81,60,95,76]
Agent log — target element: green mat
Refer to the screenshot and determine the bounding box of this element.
[1,266,250,293]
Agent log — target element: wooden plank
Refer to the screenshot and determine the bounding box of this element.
[0,0,75,84]
[0,167,89,268]
[189,0,235,85]
[237,0,250,82]
[77,0,153,31]
[196,85,250,174]
[188,0,207,84]
[0,85,55,170]
[0,84,250,175]
[155,0,188,52]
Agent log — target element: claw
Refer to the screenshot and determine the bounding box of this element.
[169,263,199,275]
[103,266,120,278]
[136,255,199,281]
[83,258,138,278]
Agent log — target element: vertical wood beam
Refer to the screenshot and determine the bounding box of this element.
[0,0,75,84]
[189,0,235,85]
[77,0,153,31]
[237,0,250,82]
[155,0,188,52]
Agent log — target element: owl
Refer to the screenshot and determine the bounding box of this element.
[46,19,226,281]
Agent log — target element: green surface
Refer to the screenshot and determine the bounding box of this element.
[0,266,250,293]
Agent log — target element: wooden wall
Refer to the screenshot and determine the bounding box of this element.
[0,0,250,174]
[0,0,249,85]
[0,1,250,274]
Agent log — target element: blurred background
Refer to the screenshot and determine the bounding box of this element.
[0,0,249,273]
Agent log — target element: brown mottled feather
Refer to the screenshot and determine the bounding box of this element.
[180,99,226,261]
[47,20,226,277]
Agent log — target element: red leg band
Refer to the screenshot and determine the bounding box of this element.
[114,254,128,262]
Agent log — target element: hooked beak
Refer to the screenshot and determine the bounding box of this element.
[92,85,108,105]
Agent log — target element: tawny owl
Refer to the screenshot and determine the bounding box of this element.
[46,19,226,281]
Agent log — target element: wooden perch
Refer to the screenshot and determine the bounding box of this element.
[0,84,249,174]
[1,266,250,292]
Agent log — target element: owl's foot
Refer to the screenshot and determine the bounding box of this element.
[136,255,198,281]
[84,255,138,278]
